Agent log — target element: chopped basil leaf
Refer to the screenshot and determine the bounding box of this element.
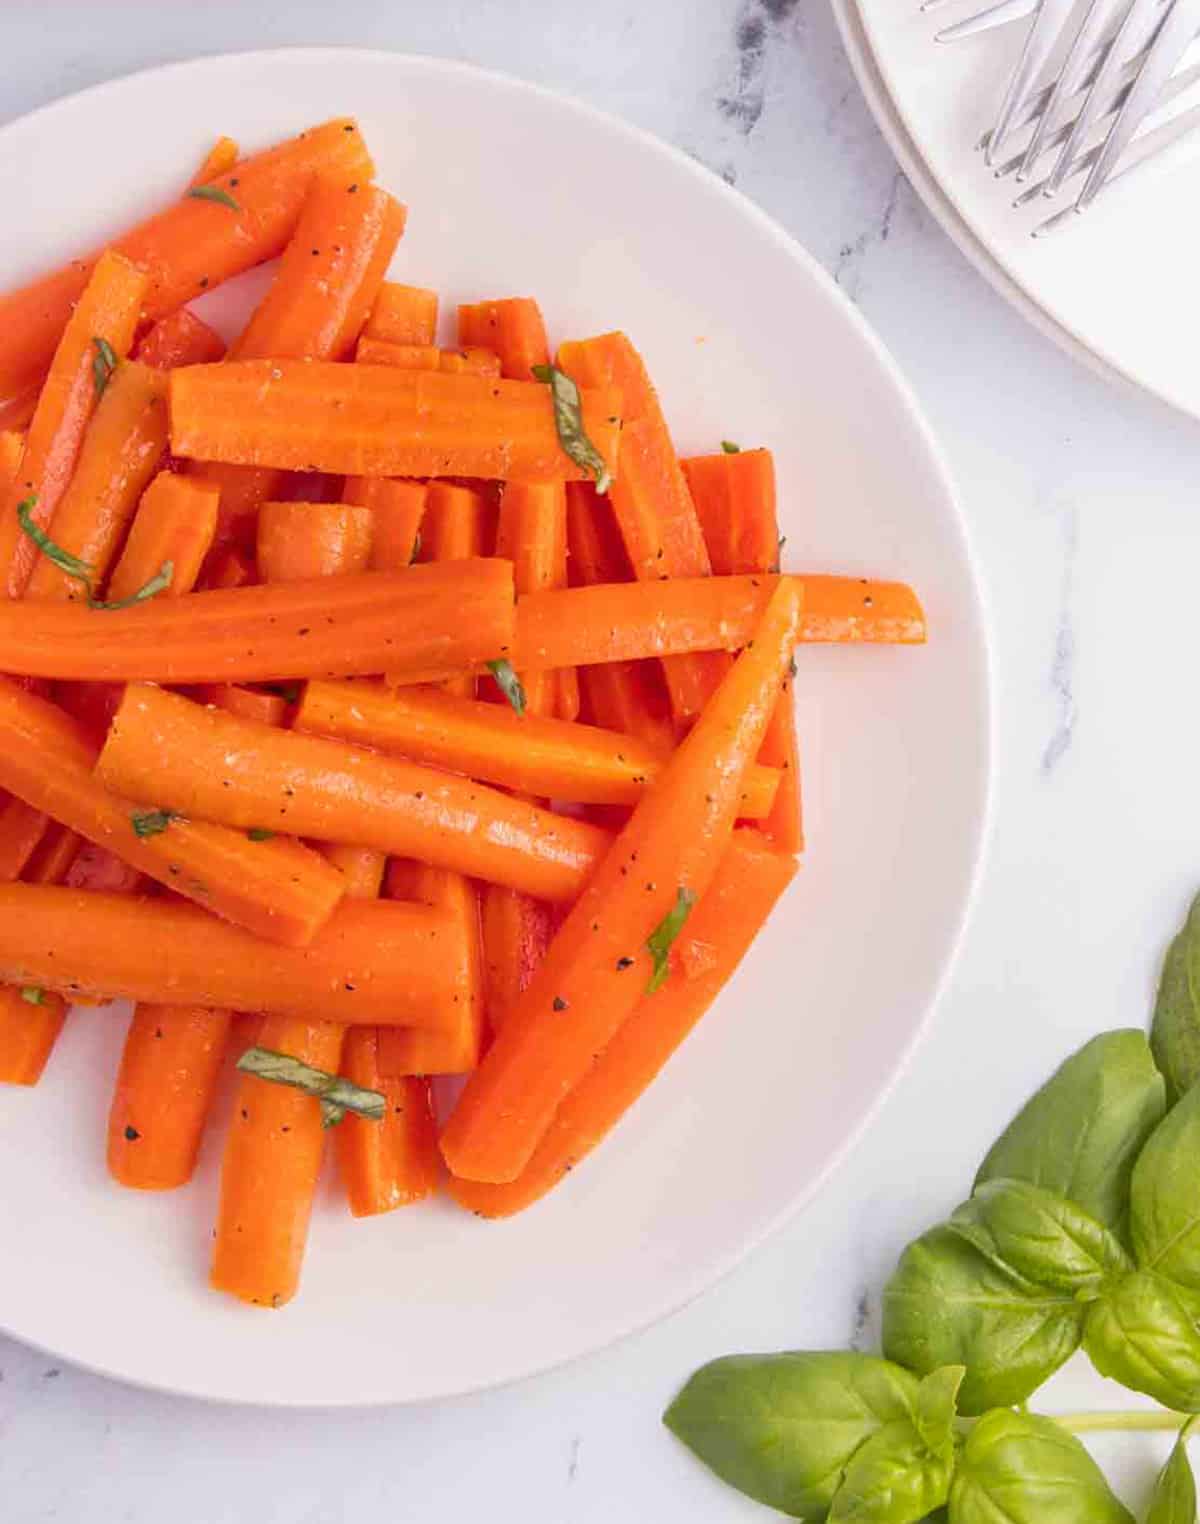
[89,560,173,611]
[530,362,612,493]
[247,828,276,842]
[237,1046,386,1123]
[320,1100,348,1129]
[17,497,94,588]
[645,887,697,994]
[19,986,46,1006]
[488,658,527,717]
[187,184,240,211]
[130,809,176,838]
[92,337,118,400]
[721,440,741,454]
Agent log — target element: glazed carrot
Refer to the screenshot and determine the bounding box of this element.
[21,820,81,885]
[458,298,549,380]
[441,579,802,1183]
[417,482,488,699]
[337,1031,440,1215]
[198,684,289,728]
[342,476,426,569]
[168,361,623,484]
[0,885,465,1026]
[356,337,501,376]
[0,795,49,880]
[0,119,373,410]
[107,1003,234,1189]
[201,546,256,591]
[558,332,727,729]
[97,684,610,904]
[257,502,374,584]
[25,362,168,602]
[189,135,240,188]
[450,831,796,1215]
[0,986,68,1086]
[0,561,516,683]
[494,480,568,716]
[211,1014,344,1306]
[135,309,226,370]
[65,843,141,894]
[0,250,146,598]
[0,429,24,485]
[292,681,779,815]
[106,472,219,604]
[0,392,37,432]
[480,884,553,1035]
[364,282,438,345]
[322,843,386,899]
[0,677,344,945]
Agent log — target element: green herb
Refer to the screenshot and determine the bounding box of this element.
[247,828,276,842]
[487,658,526,717]
[1151,893,1200,1105]
[92,336,118,400]
[1148,1424,1198,1523]
[644,887,697,994]
[721,440,741,454]
[913,1365,962,1457]
[955,1178,1131,1295]
[236,1046,385,1124]
[187,184,240,211]
[1130,1081,1200,1287]
[19,987,45,1006]
[949,1410,1133,1524]
[17,496,170,609]
[530,363,612,493]
[1084,1269,1200,1412]
[89,561,174,610]
[130,809,176,838]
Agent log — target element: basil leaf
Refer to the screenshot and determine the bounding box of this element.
[247,828,276,843]
[236,1046,385,1123]
[187,184,240,211]
[88,561,173,611]
[663,1351,920,1519]
[530,363,612,493]
[487,658,526,717]
[721,440,741,453]
[1148,1429,1198,1524]
[914,1366,964,1458]
[19,987,45,1006]
[92,336,118,400]
[948,1409,1133,1524]
[828,1417,953,1524]
[955,1178,1132,1295]
[1151,903,1200,1108]
[975,1030,1165,1240]
[17,497,94,589]
[130,809,175,838]
[882,1223,1085,1415]
[1132,1081,1200,1287]
[1085,1269,1200,1411]
[645,887,697,994]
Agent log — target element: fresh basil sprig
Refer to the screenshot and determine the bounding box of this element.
[530,363,613,493]
[236,1047,385,1125]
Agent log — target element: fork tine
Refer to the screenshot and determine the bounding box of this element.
[936,0,1036,41]
[986,0,1084,163]
[1017,0,1127,176]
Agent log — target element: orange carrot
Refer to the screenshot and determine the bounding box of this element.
[257,501,374,584]
[105,472,219,604]
[0,392,37,432]
[292,681,779,816]
[0,119,373,411]
[211,1013,344,1306]
[337,1031,440,1216]
[494,480,568,717]
[0,429,25,484]
[65,843,142,895]
[364,282,438,345]
[321,843,387,899]
[441,579,802,1183]
[0,885,465,1026]
[0,676,345,944]
[168,360,623,484]
[97,683,610,904]
[450,831,796,1215]
[21,820,81,885]
[0,795,49,880]
[24,362,168,602]
[189,135,240,188]
[458,298,549,380]
[0,986,68,1086]
[356,337,501,376]
[0,250,147,598]
[480,882,552,1037]
[0,560,516,683]
[416,482,488,700]
[135,309,226,370]
[197,684,289,728]
[200,546,256,591]
[342,476,426,569]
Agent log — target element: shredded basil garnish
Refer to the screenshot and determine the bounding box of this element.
[721,440,741,454]
[237,1047,385,1125]
[90,561,174,610]
[187,184,240,211]
[645,887,697,994]
[130,809,176,838]
[17,495,172,608]
[530,362,612,494]
[19,987,46,1006]
[487,658,527,717]
[247,828,276,842]
[92,337,118,400]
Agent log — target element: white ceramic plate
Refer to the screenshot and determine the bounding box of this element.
[853,0,1200,420]
[0,49,990,1405]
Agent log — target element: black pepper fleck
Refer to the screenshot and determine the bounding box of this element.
[124,1125,140,1141]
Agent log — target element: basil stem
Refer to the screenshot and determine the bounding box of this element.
[487,658,527,717]
[237,1047,385,1124]
[187,184,240,211]
[530,363,612,493]
[88,561,174,611]
[130,809,175,838]
[645,887,697,994]
[92,336,118,400]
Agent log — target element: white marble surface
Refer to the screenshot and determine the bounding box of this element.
[3,2,1200,1519]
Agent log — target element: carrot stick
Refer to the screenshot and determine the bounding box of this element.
[494,480,568,717]
[21,821,81,885]
[0,429,25,485]
[107,1003,234,1189]
[197,683,289,728]
[135,309,226,370]
[364,282,438,345]
[0,119,373,411]
[257,501,374,584]
[105,472,219,604]
[189,135,240,188]
[558,332,728,729]
[417,482,488,700]
[24,362,168,602]
[356,337,501,376]
[211,1013,344,1306]
[168,360,623,484]
[458,298,549,380]
[0,392,37,432]
[0,795,50,880]
[201,546,256,590]
[0,560,515,683]
[480,884,553,1035]
[0,885,465,1025]
[97,683,610,904]
[0,250,147,598]
[322,843,387,899]
[342,476,426,569]
[0,677,344,944]
[293,681,779,815]
[441,578,803,1183]
[0,986,68,1086]
[337,1032,440,1216]
[450,831,796,1215]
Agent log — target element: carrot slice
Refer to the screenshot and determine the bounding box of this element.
[0,250,147,598]
[257,501,374,584]
[97,684,610,904]
[188,135,240,188]
[105,472,219,604]
[450,831,796,1215]
[441,578,803,1184]
[168,360,623,484]
[342,476,426,570]
[356,337,500,376]
[364,282,438,345]
[337,1033,440,1216]
[458,298,549,381]
[135,309,226,370]
[0,986,68,1086]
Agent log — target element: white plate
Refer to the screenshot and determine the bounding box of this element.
[0,49,991,1406]
[854,0,1200,420]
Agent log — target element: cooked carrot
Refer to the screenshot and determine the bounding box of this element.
[21,820,81,885]
[450,831,796,1215]
[0,250,146,598]
[0,560,515,683]
[342,476,426,569]
[200,546,256,591]
[0,391,37,432]
[337,1031,440,1216]
[198,683,289,728]
[417,482,488,700]
[293,681,779,815]
[559,332,727,729]
[105,472,219,604]
[458,298,549,380]
[257,501,374,584]
[441,579,803,1183]
[65,843,141,894]
[211,1014,344,1306]
[189,135,240,188]
[135,309,226,370]
[0,429,25,485]
[0,795,49,880]
[494,480,568,716]
[25,362,168,602]
[0,119,373,410]
[356,337,501,376]
[480,883,552,1035]
[364,281,438,345]
[0,677,344,944]
[321,843,387,900]
[97,683,610,904]
[107,1003,234,1189]
[0,986,68,1086]
[168,360,623,484]
[0,885,465,1025]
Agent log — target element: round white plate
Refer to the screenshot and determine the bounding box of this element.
[0,49,990,1405]
[853,0,1200,420]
